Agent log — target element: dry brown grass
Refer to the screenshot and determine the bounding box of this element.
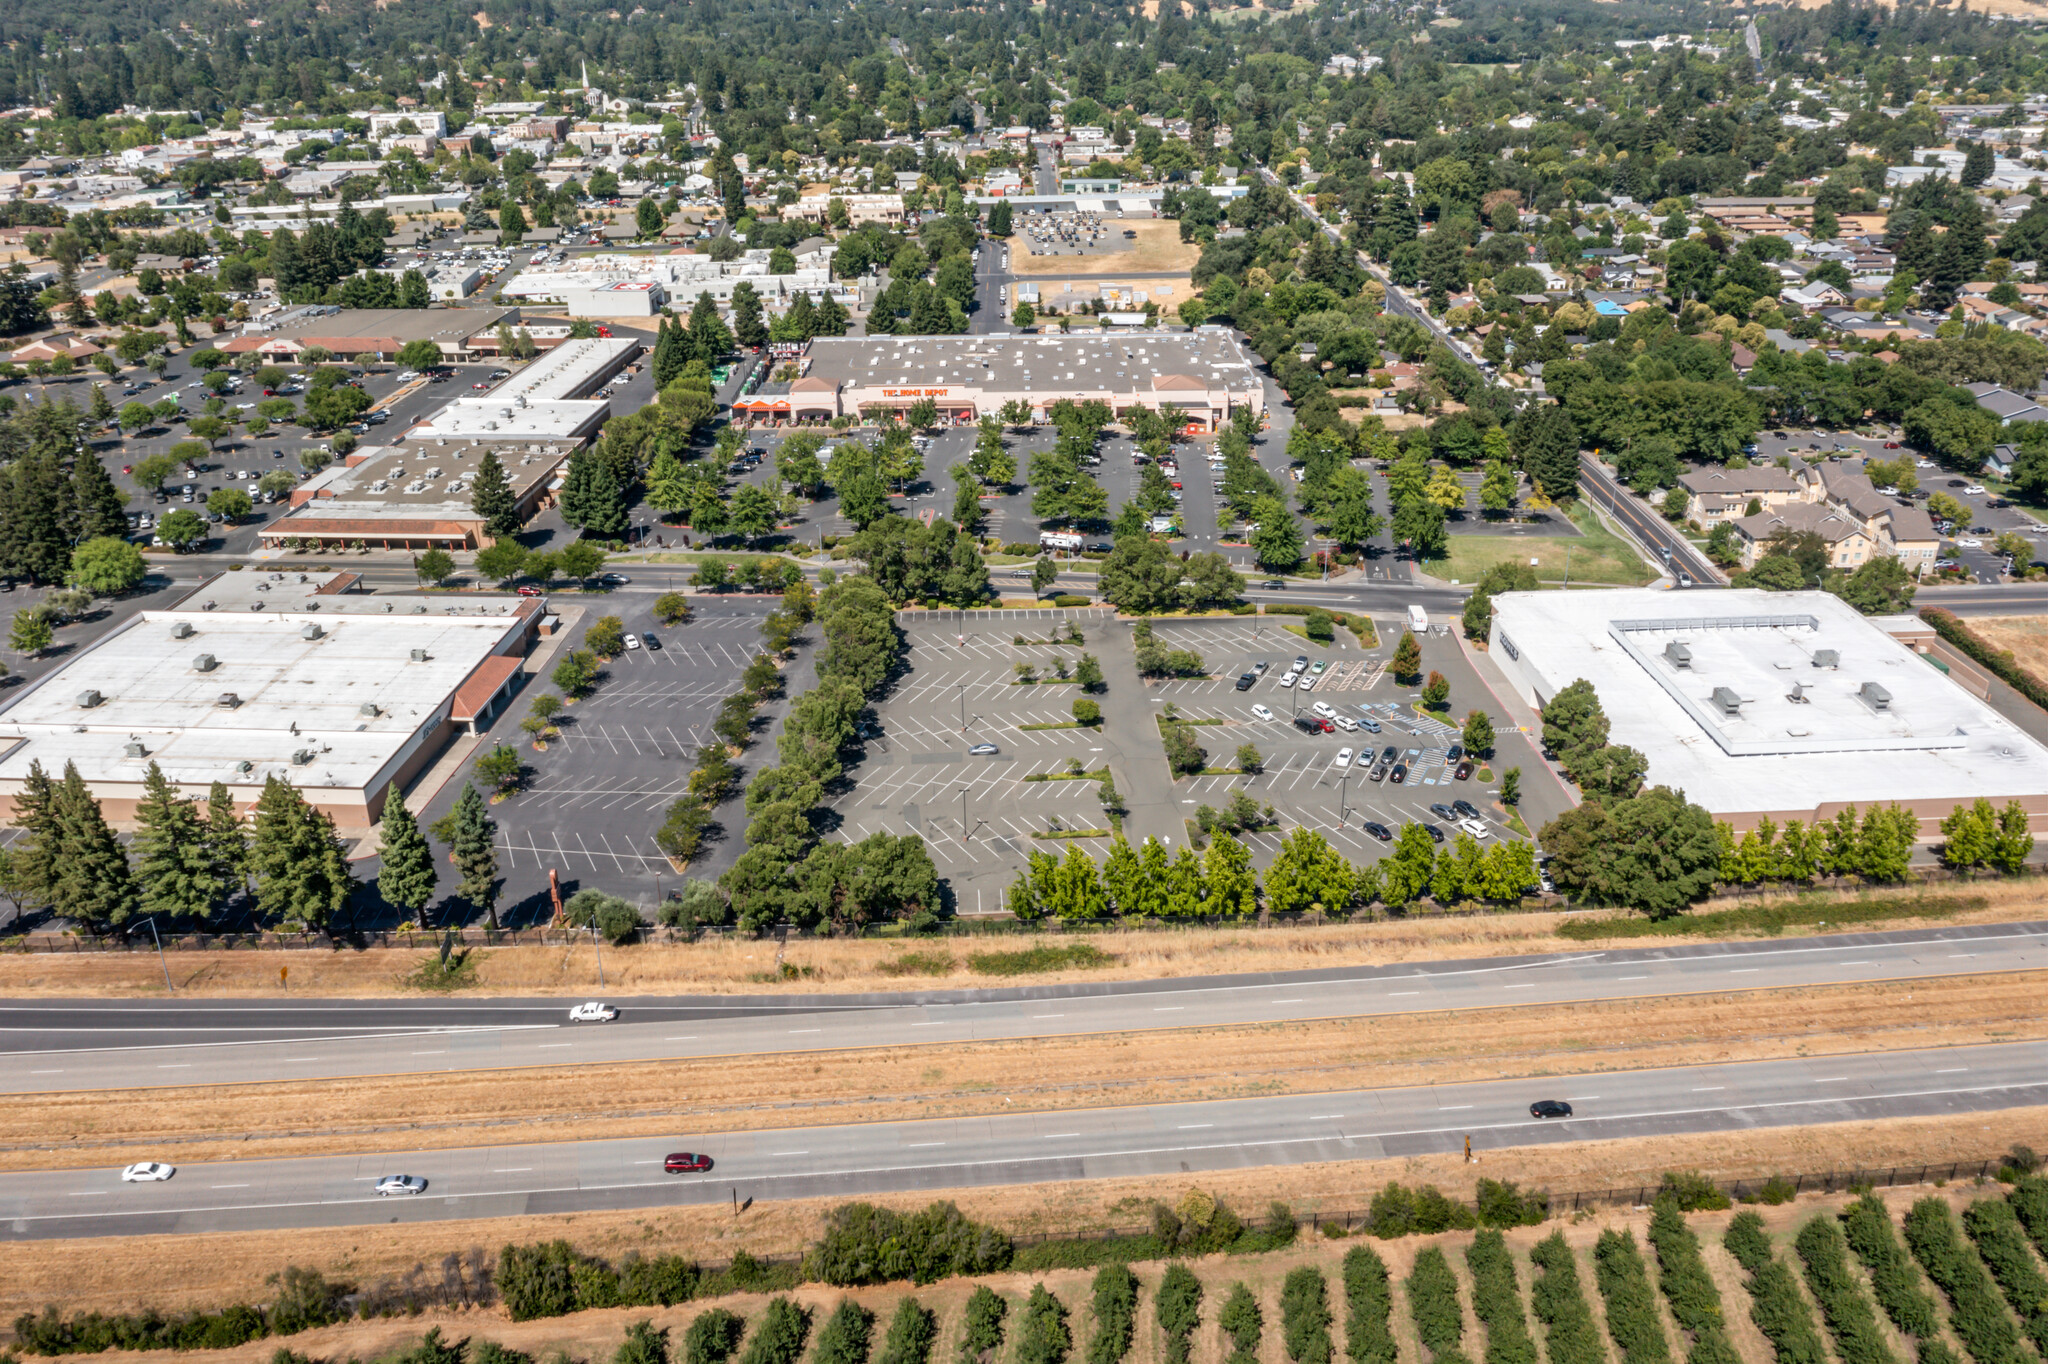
[1010,221,1201,277]
[5,884,2038,1000]
[8,971,2043,1172]
[1962,616,2048,678]
[5,1122,2034,1342]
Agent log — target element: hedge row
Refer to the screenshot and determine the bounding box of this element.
[495,1243,797,1323]
[1902,1198,2028,1364]
[1281,1267,1334,1364]
[2007,1177,2048,1260]
[1157,1265,1204,1364]
[1792,1218,1903,1364]
[1085,1265,1138,1364]
[1258,603,1377,645]
[1366,1183,1476,1238]
[11,1269,352,1355]
[1959,1200,2048,1360]
[1465,1230,1538,1364]
[958,1288,1007,1364]
[1594,1230,1675,1364]
[1919,609,2048,716]
[1406,1246,1468,1364]
[1012,1198,1296,1272]
[1724,1212,1830,1364]
[1840,1196,1947,1344]
[876,1300,937,1364]
[1647,1199,1742,1364]
[806,1203,1013,1287]
[1529,1232,1606,1364]
[1220,1284,1263,1364]
[1341,1246,1396,1364]
[1016,1286,1072,1364]
[814,1301,877,1364]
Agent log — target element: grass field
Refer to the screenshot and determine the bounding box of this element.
[1962,615,2048,678]
[1009,220,1200,277]
[1434,504,1655,588]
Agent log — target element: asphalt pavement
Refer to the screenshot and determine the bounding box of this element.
[8,1035,2045,1239]
[7,920,2041,1093]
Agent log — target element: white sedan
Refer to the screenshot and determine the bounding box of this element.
[1964,485,1987,496]
[1333,747,1353,769]
[1957,538,1984,549]
[1250,704,1276,722]
[1459,818,1492,839]
[121,1162,175,1182]
[623,633,641,650]
[568,1001,617,1022]
[1311,701,1337,719]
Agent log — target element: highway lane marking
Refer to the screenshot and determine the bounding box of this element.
[413,1051,447,1056]
[212,1184,249,1188]
[771,1151,810,1156]
[1391,992,1419,996]
[1309,1114,1346,1120]
[1938,1067,1970,1073]
[912,1022,946,1027]
[1033,1014,1064,1019]
[158,1064,190,1069]
[1178,1123,1213,1129]
[665,1036,698,1041]
[905,1142,946,1148]
[1154,1007,1185,1012]
[1439,1105,1473,1110]
[1816,1077,1850,1082]
[790,1029,823,1034]
[1693,1086,1725,1091]
[1618,976,1648,981]
[494,1168,534,1173]
[1504,984,1535,990]
[30,1069,60,1074]
[1728,969,1759,974]
[67,1191,106,1196]
[538,1044,573,1049]
[1045,1134,1079,1139]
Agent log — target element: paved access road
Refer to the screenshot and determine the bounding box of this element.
[7,922,2042,1094]
[7,1037,2043,1240]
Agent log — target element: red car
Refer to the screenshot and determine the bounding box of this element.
[664,1152,714,1174]
[1884,441,1902,449]
[515,585,545,597]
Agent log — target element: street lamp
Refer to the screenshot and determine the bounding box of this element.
[960,786,972,839]
[590,919,607,988]
[133,915,173,993]
[958,681,969,733]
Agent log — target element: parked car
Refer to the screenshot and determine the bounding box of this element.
[1452,800,1480,820]
[968,742,1000,755]
[1453,759,1474,780]
[1362,822,1392,842]
[1311,701,1336,719]
[1250,704,1276,722]
[1235,672,1257,691]
[1333,714,1358,732]
[623,633,641,650]
[1389,763,1408,784]
[1459,818,1492,839]
[1333,747,1353,769]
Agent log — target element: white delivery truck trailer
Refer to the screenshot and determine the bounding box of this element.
[1407,603,1429,634]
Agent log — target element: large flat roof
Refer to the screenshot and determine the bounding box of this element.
[1489,588,2048,818]
[0,608,527,797]
[284,443,564,521]
[802,332,1263,402]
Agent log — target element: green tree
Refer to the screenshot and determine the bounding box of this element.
[1520,404,1582,503]
[1421,670,1450,710]
[131,762,219,923]
[157,508,208,550]
[1461,710,1494,758]
[1540,678,1610,780]
[416,548,456,585]
[448,783,501,927]
[67,536,145,596]
[9,609,53,656]
[376,788,437,922]
[207,488,253,522]
[396,339,443,372]
[1391,631,1422,683]
[248,776,354,931]
[476,539,530,585]
[472,450,520,537]
[1252,500,1304,572]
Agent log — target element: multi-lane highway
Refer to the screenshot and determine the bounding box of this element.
[6,1037,2044,1239]
[7,921,2043,1093]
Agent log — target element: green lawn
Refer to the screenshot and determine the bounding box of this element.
[1433,505,1655,588]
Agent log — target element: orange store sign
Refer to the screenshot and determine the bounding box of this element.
[881,388,950,397]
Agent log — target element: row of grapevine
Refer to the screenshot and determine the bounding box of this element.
[1792,1218,1903,1364]
[1086,1267,1138,1364]
[960,1288,1008,1364]
[1221,1285,1263,1364]
[1342,1247,1396,1364]
[1281,1268,1334,1364]
[1596,1230,1675,1364]
[1465,1231,1538,1364]
[1529,1233,1606,1364]
[1646,1201,1741,1364]
[2007,1177,2048,1260]
[877,1301,937,1364]
[1841,1196,1951,1348]
[1959,1200,2048,1361]
[1406,1247,1471,1364]
[814,1303,876,1364]
[1722,1213,1828,1364]
[1016,1287,1071,1364]
[1902,1199,2028,1364]
[1157,1267,1203,1364]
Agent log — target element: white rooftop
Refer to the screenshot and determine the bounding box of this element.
[0,608,526,796]
[1489,588,2048,818]
[410,335,637,444]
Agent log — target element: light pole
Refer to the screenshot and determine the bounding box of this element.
[134,916,173,993]
[958,681,969,733]
[1339,774,1350,823]
[590,919,606,988]
[960,786,971,839]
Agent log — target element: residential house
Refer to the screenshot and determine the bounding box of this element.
[1679,464,1812,523]
[1966,382,2047,425]
[1723,460,1942,573]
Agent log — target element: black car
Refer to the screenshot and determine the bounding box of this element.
[1419,822,1445,843]
[1429,802,1456,820]
[1446,743,1463,763]
[1453,759,1474,780]
[1380,746,1398,764]
[642,632,662,651]
[1451,799,1480,820]
[1530,1100,1573,1120]
[1362,821,1392,842]
[1235,672,1257,691]
[1389,763,1408,784]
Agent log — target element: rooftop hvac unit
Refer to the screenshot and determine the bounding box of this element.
[360,702,382,717]
[410,647,430,661]
[1787,681,1810,704]
[123,741,148,758]
[1710,685,1744,715]
[217,693,240,709]
[1860,681,1893,711]
[1813,649,1840,669]
[76,689,102,709]
[234,760,253,774]
[194,653,218,672]
[292,748,316,766]
[1664,641,1693,670]
[170,622,195,640]
[301,623,324,640]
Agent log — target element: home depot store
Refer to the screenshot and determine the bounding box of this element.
[733,332,1265,429]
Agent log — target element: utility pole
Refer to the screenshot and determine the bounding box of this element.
[590,919,606,988]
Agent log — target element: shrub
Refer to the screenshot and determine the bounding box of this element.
[958,1288,1007,1364]
[684,1310,746,1364]
[1755,1176,1798,1206]
[1466,1231,1538,1364]
[1341,1246,1395,1364]
[1793,1217,1903,1364]
[736,1298,812,1364]
[1648,1199,1741,1364]
[1159,1265,1204,1364]
[1219,1284,1262,1364]
[1659,1171,1732,1212]
[1959,1199,2048,1359]
[1366,1182,1476,1238]
[617,1322,672,1364]
[1053,594,1092,607]
[1593,1231,1674,1364]
[1280,1267,1333,1364]
[1015,1286,1071,1364]
[1840,1195,1946,1343]
[1724,1211,1829,1364]
[812,1301,876,1364]
[1529,1232,1605,1364]
[1902,1197,2027,1364]
[1476,1179,1548,1228]
[654,592,692,625]
[805,1201,1013,1286]
[1406,1246,1466,1361]
[1086,1265,1138,1364]
[875,1300,937,1364]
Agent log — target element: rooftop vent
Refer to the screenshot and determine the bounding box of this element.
[359,702,382,717]
[301,623,324,640]
[194,653,218,672]
[123,741,147,758]
[1860,681,1893,711]
[217,692,240,709]
[1710,685,1744,715]
[292,748,316,766]
[76,689,102,709]
[1813,649,1840,668]
[170,622,195,640]
[234,760,253,774]
[1664,641,1693,670]
[1787,680,1811,704]
[410,647,430,661]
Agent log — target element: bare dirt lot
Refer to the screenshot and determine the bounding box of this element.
[9,971,2042,1172]
[2,884,2034,1000]
[1010,220,1201,277]
[5,1114,2035,1333]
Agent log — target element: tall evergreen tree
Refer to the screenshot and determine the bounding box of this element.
[814,294,850,337]
[249,776,355,930]
[652,315,685,388]
[204,781,247,904]
[730,281,768,349]
[133,762,222,922]
[559,448,600,527]
[470,449,519,538]
[8,758,59,911]
[51,761,136,930]
[375,788,437,923]
[580,457,628,538]
[448,783,500,928]
[0,453,75,585]
[70,449,129,543]
[688,290,733,357]
[785,292,818,339]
